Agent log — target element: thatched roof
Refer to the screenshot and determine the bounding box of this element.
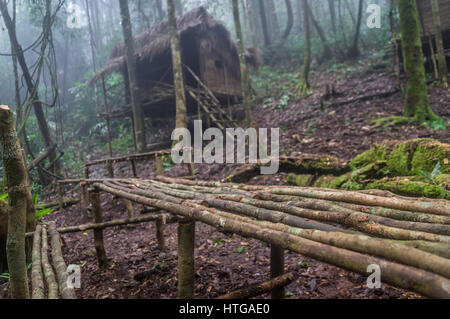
[92,7,239,84]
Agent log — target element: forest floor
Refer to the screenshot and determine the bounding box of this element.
[2,59,448,299]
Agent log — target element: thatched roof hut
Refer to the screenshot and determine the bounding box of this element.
[93,7,258,120]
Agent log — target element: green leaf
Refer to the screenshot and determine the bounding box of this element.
[235,246,246,253]
[285,292,294,297]
[431,162,441,179]
[33,193,39,205]
[0,273,9,280]
[0,193,8,200]
[35,208,54,219]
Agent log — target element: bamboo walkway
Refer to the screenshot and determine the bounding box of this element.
[58,176,450,299]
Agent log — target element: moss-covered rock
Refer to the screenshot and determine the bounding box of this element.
[350,144,386,170]
[350,139,449,176]
[287,139,450,199]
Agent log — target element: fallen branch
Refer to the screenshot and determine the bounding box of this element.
[27,144,57,171]
[227,155,349,183]
[41,226,58,299]
[217,273,295,299]
[48,222,76,299]
[31,225,44,299]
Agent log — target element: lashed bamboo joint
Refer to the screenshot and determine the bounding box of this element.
[79,176,450,299]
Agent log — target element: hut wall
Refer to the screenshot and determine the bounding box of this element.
[417,0,450,37]
[198,33,242,97]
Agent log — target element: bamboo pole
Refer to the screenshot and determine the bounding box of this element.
[31,225,44,299]
[89,190,107,269]
[48,222,76,299]
[217,273,294,299]
[26,213,180,238]
[41,226,58,299]
[91,182,450,298]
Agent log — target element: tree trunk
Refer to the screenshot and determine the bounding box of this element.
[308,3,333,59]
[0,105,30,299]
[397,0,437,123]
[328,0,337,35]
[283,0,294,39]
[431,0,448,88]
[232,0,255,127]
[118,0,147,153]
[267,0,280,41]
[258,0,271,46]
[347,0,364,58]
[297,0,311,97]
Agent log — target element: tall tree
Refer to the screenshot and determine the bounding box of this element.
[118,0,147,153]
[167,0,195,299]
[232,0,254,127]
[308,3,333,58]
[348,0,364,58]
[282,0,294,39]
[397,0,438,122]
[258,0,271,46]
[431,0,448,88]
[297,0,311,98]
[267,0,280,40]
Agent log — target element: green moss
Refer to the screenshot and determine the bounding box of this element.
[350,144,386,170]
[286,174,315,187]
[367,179,449,199]
[313,175,336,188]
[411,140,450,174]
[386,143,411,176]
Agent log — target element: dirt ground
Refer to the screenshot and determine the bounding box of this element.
[2,62,447,299]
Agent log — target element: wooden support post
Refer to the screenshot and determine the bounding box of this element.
[80,182,89,220]
[57,182,63,213]
[155,155,164,176]
[89,190,107,269]
[131,159,138,178]
[106,160,114,178]
[84,165,90,179]
[270,244,285,299]
[156,214,166,251]
[177,220,195,299]
[125,200,134,218]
